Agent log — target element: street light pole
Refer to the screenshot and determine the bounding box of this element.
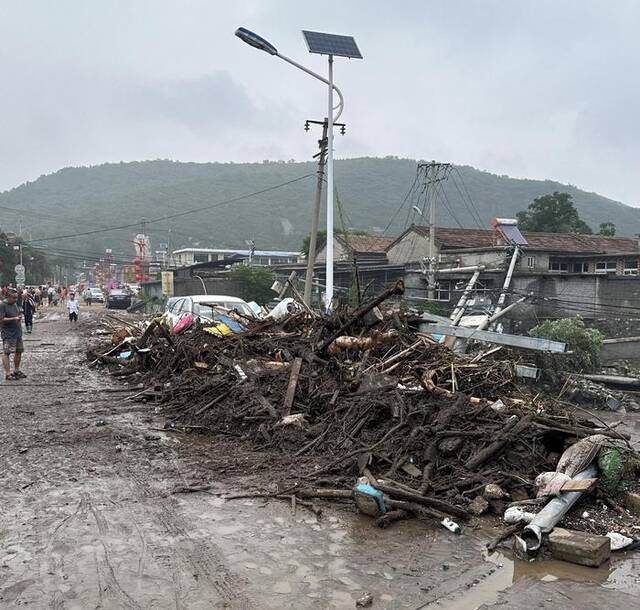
[235,27,360,311]
[326,55,334,309]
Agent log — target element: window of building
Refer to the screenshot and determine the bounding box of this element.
[435,281,451,302]
[194,253,208,263]
[548,259,568,273]
[526,256,536,269]
[624,260,639,275]
[572,262,589,273]
[595,261,617,274]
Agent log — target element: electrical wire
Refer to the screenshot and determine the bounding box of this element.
[449,170,485,230]
[452,167,486,229]
[435,181,465,229]
[383,172,420,235]
[23,174,314,244]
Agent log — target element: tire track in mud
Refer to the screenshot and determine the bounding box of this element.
[84,492,144,610]
[127,467,250,609]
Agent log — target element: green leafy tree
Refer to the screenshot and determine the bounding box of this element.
[516,192,593,234]
[301,230,327,258]
[530,317,603,381]
[0,233,52,285]
[598,222,616,236]
[229,264,275,305]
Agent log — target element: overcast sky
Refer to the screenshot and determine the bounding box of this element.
[0,0,638,204]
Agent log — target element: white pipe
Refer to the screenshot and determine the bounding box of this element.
[437,265,486,274]
[325,55,334,311]
[515,465,598,554]
[277,53,344,121]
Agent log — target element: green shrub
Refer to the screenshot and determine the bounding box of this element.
[229,265,275,305]
[529,317,603,379]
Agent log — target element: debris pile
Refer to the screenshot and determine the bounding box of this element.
[89,282,640,563]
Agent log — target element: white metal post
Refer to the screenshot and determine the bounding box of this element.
[325,55,334,310]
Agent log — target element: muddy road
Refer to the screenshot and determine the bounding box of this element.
[1,309,639,609]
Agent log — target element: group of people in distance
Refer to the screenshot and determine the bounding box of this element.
[0,284,84,381]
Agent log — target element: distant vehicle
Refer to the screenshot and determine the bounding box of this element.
[106,289,132,310]
[164,294,255,325]
[88,287,105,303]
[127,284,141,295]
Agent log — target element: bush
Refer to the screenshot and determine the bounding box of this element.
[229,265,275,305]
[529,317,603,379]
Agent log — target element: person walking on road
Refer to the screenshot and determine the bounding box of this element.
[22,290,36,334]
[47,285,55,306]
[0,288,26,381]
[67,292,80,324]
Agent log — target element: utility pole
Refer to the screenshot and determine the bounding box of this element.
[303,118,345,307]
[415,161,452,300]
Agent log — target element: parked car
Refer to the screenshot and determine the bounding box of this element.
[88,287,105,303]
[164,295,255,325]
[106,289,132,310]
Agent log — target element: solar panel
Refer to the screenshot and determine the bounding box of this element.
[302,30,362,59]
[492,218,529,245]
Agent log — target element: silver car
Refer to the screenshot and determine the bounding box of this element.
[164,294,255,325]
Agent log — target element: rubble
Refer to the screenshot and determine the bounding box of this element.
[548,528,611,567]
[87,281,640,565]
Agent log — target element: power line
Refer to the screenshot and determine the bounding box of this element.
[24,174,314,244]
[452,167,485,229]
[449,169,485,230]
[383,172,419,234]
[435,181,465,229]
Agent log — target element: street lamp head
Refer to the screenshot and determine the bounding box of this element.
[235,27,278,55]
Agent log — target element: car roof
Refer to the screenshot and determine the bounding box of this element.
[187,294,247,303]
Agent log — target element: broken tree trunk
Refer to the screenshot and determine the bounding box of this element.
[282,357,303,416]
[318,280,405,352]
[465,413,534,470]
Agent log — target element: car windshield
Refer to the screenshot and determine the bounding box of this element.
[193,301,252,318]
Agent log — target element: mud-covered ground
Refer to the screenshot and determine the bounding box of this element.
[1,308,640,609]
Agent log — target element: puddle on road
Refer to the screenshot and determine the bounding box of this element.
[171,487,640,609]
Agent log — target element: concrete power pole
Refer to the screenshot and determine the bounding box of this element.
[416,161,452,301]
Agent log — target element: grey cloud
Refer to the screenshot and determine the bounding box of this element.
[0,0,639,205]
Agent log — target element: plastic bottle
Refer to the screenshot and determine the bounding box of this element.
[441,518,461,534]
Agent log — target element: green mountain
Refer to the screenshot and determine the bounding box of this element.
[0,158,637,259]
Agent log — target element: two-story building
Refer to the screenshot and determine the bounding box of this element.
[389,224,640,321]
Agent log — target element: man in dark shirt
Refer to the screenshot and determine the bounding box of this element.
[0,288,25,380]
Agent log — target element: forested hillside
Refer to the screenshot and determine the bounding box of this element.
[0,158,637,257]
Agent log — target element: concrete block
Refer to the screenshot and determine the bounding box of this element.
[622,491,640,515]
[548,528,610,567]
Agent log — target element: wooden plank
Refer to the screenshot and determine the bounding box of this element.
[561,478,598,493]
[282,357,303,416]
